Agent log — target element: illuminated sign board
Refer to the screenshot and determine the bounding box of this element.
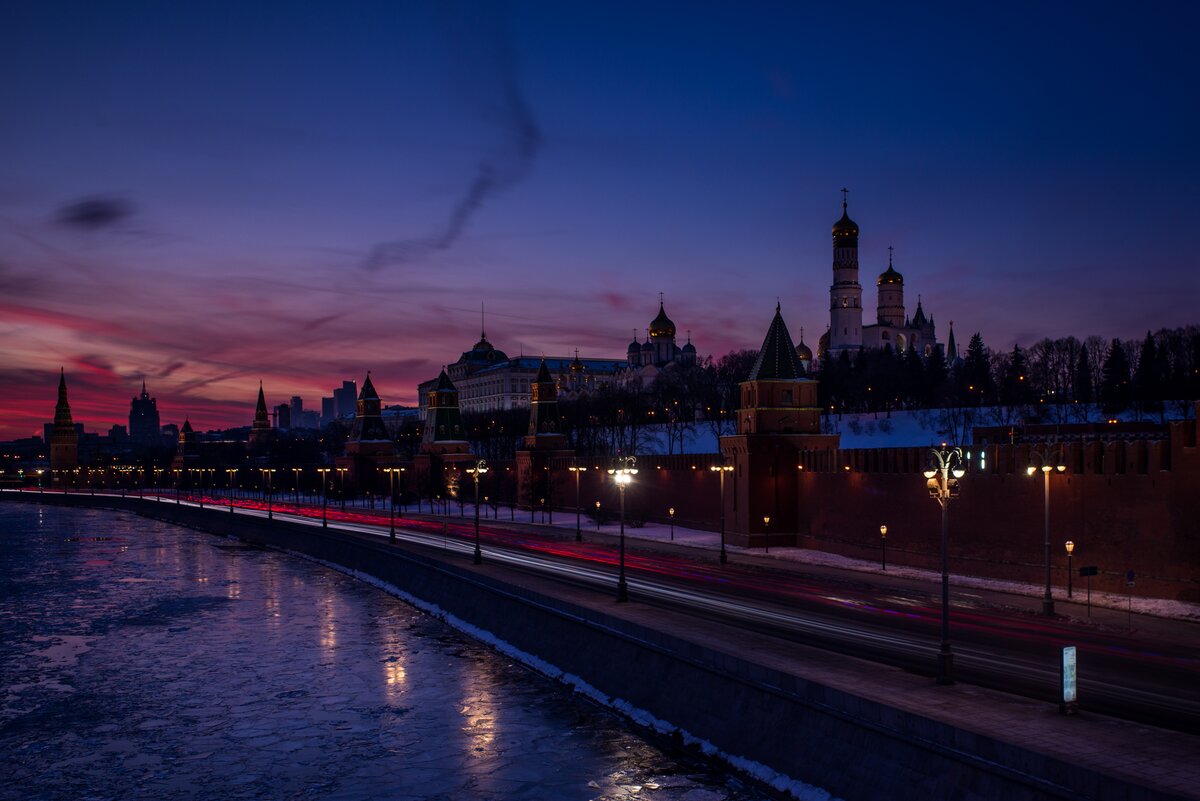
[1061,645,1078,713]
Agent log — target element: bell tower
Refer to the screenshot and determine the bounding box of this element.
[828,189,863,352]
[49,368,79,477]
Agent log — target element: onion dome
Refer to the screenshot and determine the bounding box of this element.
[641,339,654,352]
[570,349,585,373]
[648,299,676,338]
[627,330,640,354]
[682,340,696,355]
[877,246,902,285]
[795,328,813,361]
[832,191,858,243]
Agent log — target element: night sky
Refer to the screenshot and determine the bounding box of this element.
[2,1,1197,438]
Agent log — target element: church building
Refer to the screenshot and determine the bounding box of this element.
[819,192,940,360]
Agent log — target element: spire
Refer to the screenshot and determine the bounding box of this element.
[748,304,805,380]
[141,378,147,397]
[888,245,893,266]
[841,186,848,211]
[947,321,959,362]
[481,301,486,340]
[54,368,74,427]
[252,381,270,431]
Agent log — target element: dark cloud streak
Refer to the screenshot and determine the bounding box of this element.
[55,196,135,230]
[363,6,541,271]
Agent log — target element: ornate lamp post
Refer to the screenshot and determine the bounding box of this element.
[383,467,404,542]
[317,468,331,527]
[595,500,601,531]
[336,467,348,511]
[607,456,638,602]
[880,524,888,570]
[668,507,675,541]
[925,445,965,686]
[763,516,771,554]
[1065,540,1075,598]
[291,468,302,504]
[568,463,587,542]
[1027,447,1066,616]
[709,463,733,564]
[466,459,489,564]
[225,468,237,513]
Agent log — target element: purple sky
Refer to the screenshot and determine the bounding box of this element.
[2,1,1197,438]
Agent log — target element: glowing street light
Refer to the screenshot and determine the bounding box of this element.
[317,468,331,527]
[225,468,238,513]
[466,459,489,564]
[259,468,276,519]
[568,462,588,542]
[668,507,675,541]
[383,467,405,542]
[762,515,771,554]
[709,463,734,564]
[336,467,348,511]
[607,456,638,602]
[880,524,888,570]
[1065,540,1075,598]
[925,444,965,685]
[1027,447,1067,616]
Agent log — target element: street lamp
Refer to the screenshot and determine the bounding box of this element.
[763,515,771,554]
[568,462,587,542]
[607,456,638,602]
[336,467,348,511]
[1065,540,1075,598]
[466,459,489,565]
[1027,447,1066,616]
[925,444,965,686]
[595,500,601,531]
[291,467,302,504]
[709,463,733,564]
[317,468,331,527]
[383,467,405,542]
[225,468,237,513]
[668,507,675,541]
[880,524,888,570]
[259,468,276,519]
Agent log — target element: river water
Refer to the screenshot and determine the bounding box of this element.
[0,504,779,801]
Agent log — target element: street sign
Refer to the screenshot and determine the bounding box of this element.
[1061,646,1078,714]
[1079,565,1098,577]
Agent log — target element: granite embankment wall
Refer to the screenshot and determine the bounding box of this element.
[5,493,1187,801]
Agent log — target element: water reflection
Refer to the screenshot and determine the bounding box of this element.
[0,505,781,801]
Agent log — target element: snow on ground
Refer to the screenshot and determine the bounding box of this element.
[636,404,1193,454]
[464,503,1200,623]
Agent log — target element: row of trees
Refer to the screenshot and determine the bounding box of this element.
[817,326,1200,424]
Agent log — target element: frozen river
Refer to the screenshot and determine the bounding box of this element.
[0,504,779,801]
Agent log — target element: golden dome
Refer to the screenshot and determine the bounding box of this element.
[649,301,676,338]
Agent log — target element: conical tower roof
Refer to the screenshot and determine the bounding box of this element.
[434,368,456,392]
[748,304,805,381]
[359,372,379,400]
[535,358,553,384]
[54,368,74,427]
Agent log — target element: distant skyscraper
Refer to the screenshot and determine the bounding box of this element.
[274,403,291,430]
[289,396,303,425]
[49,369,79,474]
[333,380,357,420]
[321,396,335,425]
[129,380,161,445]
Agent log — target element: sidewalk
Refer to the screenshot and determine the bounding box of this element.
[428,501,1200,624]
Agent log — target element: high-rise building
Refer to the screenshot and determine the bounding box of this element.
[274,403,291,430]
[333,381,357,420]
[289,396,303,426]
[129,380,161,445]
[49,369,78,474]
[321,397,335,426]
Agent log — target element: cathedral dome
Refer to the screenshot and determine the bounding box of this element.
[648,301,676,338]
[877,264,903,286]
[682,340,696,354]
[832,199,858,240]
[627,337,640,354]
[641,339,654,352]
[795,340,813,361]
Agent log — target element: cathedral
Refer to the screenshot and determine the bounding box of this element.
[818,192,940,361]
[624,295,698,379]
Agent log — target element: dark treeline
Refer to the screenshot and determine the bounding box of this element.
[816,326,1200,424]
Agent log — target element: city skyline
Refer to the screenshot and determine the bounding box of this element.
[3,2,1198,438]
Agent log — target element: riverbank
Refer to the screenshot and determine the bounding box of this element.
[6,492,1197,801]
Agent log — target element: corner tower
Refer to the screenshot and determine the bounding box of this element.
[829,189,863,352]
[49,368,79,475]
